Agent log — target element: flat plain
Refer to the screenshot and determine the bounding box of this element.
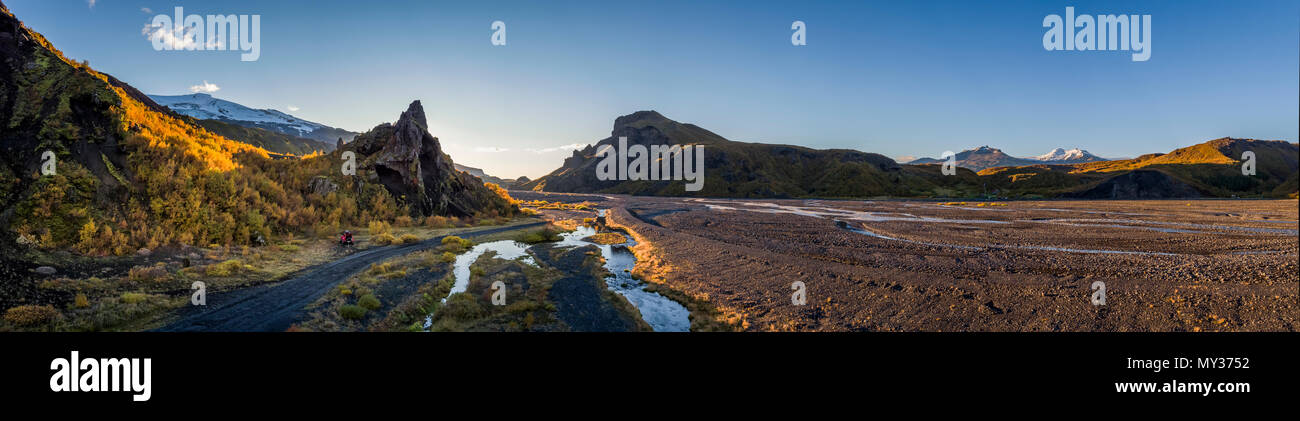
[515,191,1299,332]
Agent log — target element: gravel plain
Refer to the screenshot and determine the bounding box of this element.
[514,191,1299,332]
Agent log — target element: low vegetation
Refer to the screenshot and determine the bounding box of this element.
[517,228,562,244]
[938,202,1007,207]
[3,305,60,327]
[517,200,595,211]
[425,253,564,332]
[583,232,627,245]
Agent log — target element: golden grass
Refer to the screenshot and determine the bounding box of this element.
[583,232,627,245]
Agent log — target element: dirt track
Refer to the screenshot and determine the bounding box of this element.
[156,223,544,332]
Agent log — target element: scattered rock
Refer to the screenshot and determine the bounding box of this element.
[136,248,152,256]
[34,266,56,275]
[308,176,339,196]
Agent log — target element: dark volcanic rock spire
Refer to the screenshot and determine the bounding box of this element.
[344,100,511,217]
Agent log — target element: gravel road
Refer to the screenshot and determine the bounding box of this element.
[156,223,545,332]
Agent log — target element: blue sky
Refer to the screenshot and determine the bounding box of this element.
[9,0,1299,178]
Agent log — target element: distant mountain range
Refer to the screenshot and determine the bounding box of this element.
[152,93,535,180]
[907,146,1107,171]
[148,93,359,146]
[523,111,1297,199]
[981,138,1298,198]
[453,163,528,188]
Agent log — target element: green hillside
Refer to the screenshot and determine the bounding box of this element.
[190,118,334,156]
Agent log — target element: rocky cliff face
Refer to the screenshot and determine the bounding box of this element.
[344,100,511,217]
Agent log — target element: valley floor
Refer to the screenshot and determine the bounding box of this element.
[513,191,1299,332]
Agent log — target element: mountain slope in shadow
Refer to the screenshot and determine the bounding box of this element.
[522,111,982,198]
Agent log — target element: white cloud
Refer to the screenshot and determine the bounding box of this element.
[525,143,587,154]
[286,106,300,112]
[188,81,221,93]
[88,0,97,9]
[142,22,200,50]
[141,7,152,14]
[474,146,511,153]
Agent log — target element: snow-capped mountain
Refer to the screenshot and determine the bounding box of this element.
[907,146,1110,171]
[1032,147,1106,163]
[148,93,358,144]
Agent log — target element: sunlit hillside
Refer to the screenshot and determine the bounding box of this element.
[0,5,432,255]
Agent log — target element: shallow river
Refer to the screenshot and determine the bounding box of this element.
[425,223,691,332]
[553,226,691,332]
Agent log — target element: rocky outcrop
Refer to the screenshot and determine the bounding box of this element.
[343,100,511,217]
[308,176,339,196]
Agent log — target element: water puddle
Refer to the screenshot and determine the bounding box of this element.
[1022,219,1204,234]
[1053,218,1299,235]
[446,241,538,299]
[1004,244,1179,256]
[423,240,537,329]
[552,226,691,332]
[425,222,690,332]
[836,220,1183,256]
[837,221,982,251]
[694,198,1292,257]
[694,199,1008,224]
